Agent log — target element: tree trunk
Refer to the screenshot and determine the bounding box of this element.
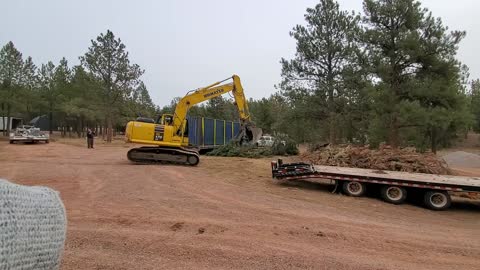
[1,103,5,136]
[27,105,31,123]
[388,114,399,148]
[101,125,105,140]
[326,70,336,145]
[329,114,336,146]
[77,118,82,138]
[6,104,11,135]
[107,115,113,143]
[49,111,53,135]
[81,118,85,138]
[107,121,113,142]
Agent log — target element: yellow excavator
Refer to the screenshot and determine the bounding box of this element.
[125,75,262,165]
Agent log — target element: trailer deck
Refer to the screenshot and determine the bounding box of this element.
[271,160,480,210]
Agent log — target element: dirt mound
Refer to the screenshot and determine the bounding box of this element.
[442,151,480,169]
[301,144,450,175]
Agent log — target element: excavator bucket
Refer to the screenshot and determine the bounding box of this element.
[235,122,262,145]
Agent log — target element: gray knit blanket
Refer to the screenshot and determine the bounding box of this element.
[0,179,67,270]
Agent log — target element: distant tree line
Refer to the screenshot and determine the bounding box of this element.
[0,30,155,142]
[2,0,480,152]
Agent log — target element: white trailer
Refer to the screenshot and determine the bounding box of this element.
[271,160,480,210]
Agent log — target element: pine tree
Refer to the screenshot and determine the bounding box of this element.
[362,0,467,150]
[20,56,39,122]
[280,0,361,144]
[80,30,144,142]
[0,41,24,135]
[39,61,57,134]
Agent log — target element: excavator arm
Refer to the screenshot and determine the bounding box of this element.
[171,75,261,143]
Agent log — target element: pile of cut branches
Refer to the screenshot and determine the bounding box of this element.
[301,144,450,175]
[206,144,272,158]
[207,138,298,158]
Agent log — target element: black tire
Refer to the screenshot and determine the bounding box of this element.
[187,155,200,166]
[380,186,407,205]
[9,140,14,144]
[342,181,366,197]
[423,190,451,211]
[45,140,49,144]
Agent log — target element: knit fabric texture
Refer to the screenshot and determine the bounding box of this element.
[0,179,67,270]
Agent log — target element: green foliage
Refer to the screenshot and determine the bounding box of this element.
[0,32,153,139]
[0,41,24,134]
[206,138,299,158]
[471,80,480,132]
[272,134,299,155]
[362,0,469,152]
[0,2,476,155]
[271,0,473,153]
[80,30,144,142]
[19,56,40,121]
[280,0,362,144]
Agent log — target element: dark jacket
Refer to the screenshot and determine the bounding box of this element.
[87,130,95,139]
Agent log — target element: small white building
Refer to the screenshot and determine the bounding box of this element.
[0,117,23,131]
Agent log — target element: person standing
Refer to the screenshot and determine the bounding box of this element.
[87,128,95,148]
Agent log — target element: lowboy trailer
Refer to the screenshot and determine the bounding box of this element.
[271,160,480,211]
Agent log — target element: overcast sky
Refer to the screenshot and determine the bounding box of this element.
[1,0,478,106]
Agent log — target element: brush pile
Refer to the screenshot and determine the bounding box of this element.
[301,144,451,175]
[207,138,299,158]
[206,144,272,158]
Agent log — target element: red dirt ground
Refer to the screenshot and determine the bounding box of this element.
[0,141,479,270]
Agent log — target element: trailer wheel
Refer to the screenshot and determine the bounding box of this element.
[380,186,407,205]
[9,140,14,144]
[45,140,49,144]
[342,181,366,197]
[423,190,451,211]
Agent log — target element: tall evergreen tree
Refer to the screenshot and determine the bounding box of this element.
[39,61,58,134]
[280,0,361,144]
[80,30,144,142]
[20,56,39,121]
[0,41,24,135]
[130,81,155,117]
[362,0,467,150]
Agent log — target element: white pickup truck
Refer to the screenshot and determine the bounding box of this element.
[10,125,49,144]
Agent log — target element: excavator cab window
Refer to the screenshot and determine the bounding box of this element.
[165,116,173,125]
[158,114,174,126]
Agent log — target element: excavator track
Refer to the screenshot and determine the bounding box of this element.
[127,146,200,166]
